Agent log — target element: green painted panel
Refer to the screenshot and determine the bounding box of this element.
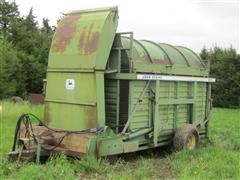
[44,7,118,131]
[97,137,124,156]
[121,37,148,63]
[44,102,97,131]
[176,46,204,68]
[158,43,188,66]
[133,62,209,76]
[44,72,97,130]
[49,7,118,70]
[129,81,150,130]
[157,81,194,135]
[139,40,170,65]
[46,72,96,104]
[195,82,207,121]
[125,79,209,139]
[114,37,209,76]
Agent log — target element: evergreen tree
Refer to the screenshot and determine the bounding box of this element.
[0,39,26,98]
[200,46,209,60]
[0,1,53,98]
[0,0,19,37]
[201,46,240,108]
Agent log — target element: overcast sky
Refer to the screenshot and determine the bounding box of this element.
[14,0,239,53]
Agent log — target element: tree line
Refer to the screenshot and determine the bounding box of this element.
[200,47,240,108]
[0,0,239,108]
[0,0,53,98]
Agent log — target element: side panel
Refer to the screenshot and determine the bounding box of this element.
[45,72,97,130]
[196,82,207,136]
[129,81,151,130]
[157,81,191,135]
[196,82,207,121]
[156,81,208,137]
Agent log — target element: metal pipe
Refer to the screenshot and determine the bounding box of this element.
[127,128,152,140]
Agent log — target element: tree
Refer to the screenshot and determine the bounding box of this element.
[0,38,26,98]
[7,7,53,94]
[0,0,19,37]
[201,46,240,108]
[200,46,209,60]
[0,1,54,98]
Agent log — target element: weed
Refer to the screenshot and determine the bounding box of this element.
[168,108,240,180]
[0,102,239,179]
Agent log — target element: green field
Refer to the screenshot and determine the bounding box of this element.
[0,101,239,179]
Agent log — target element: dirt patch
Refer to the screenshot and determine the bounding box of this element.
[111,146,177,179]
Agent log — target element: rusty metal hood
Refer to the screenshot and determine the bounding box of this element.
[44,7,118,131]
[49,6,118,70]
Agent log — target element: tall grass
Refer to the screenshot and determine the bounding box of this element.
[0,102,239,179]
[0,101,43,154]
[169,108,240,179]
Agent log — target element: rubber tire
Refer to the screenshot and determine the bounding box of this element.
[173,124,200,151]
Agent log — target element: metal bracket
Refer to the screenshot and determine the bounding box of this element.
[36,140,41,163]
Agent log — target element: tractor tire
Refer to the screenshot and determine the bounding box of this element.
[173,124,200,151]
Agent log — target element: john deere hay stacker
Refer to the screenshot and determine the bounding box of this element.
[9,7,215,161]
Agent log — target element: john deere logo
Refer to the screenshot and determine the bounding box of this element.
[66,79,75,90]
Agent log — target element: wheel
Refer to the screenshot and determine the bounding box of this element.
[173,124,200,151]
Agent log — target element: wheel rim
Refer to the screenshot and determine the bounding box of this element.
[186,134,196,150]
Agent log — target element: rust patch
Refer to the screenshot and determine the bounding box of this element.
[61,133,95,153]
[78,26,87,50]
[51,14,81,53]
[29,93,44,105]
[85,32,100,53]
[18,125,96,156]
[140,55,171,65]
[194,60,204,68]
[44,103,51,125]
[152,59,171,65]
[78,24,100,54]
[141,55,151,64]
[84,107,97,128]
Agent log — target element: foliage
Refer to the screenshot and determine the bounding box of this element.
[200,47,240,108]
[0,39,26,98]
[169,108,240,179]
[0,102,239,179]
[0,101,43,154]
[0,0,19,37]
[0,0,53,99]
[0,1,239,108]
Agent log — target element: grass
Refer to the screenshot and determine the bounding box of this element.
[0,101,239,179]
[169,108,240,179]
[0,101,43,154]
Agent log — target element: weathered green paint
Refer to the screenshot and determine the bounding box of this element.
[127,128,152,139]
[36,142,41,163]
[192,82,198,123]
[154,80,160,146]
[39,6,215,158]
[122,80,151,133]
[45,7,118,131]
[97,137,124,156]
[205,83,212,137]
[116,37,208,76]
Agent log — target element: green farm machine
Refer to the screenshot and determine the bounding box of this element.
[9,7,215,161]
